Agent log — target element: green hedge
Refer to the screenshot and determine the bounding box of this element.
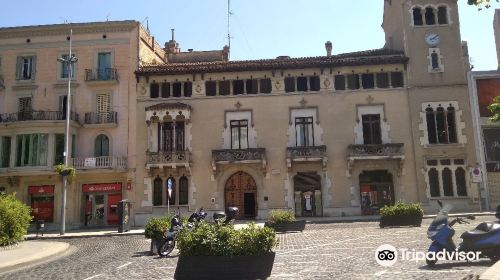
[177,222,277,256]
[0,193,32,246]
[267,209,295,225]
[380,203,424,217]
[144,215,188,239]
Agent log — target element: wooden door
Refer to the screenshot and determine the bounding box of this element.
[225,171,257,219]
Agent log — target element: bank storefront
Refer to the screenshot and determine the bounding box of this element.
[82,182,122,227]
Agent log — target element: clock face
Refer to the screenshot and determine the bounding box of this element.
[425,32,440,47]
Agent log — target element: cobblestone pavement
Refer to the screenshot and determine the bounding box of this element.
[0,216,496,280]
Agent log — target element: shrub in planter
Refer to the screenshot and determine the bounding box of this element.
[0,193,32,246]
[144,216,172,254]
[265,209,305,232]
[379,203,424,228]
[175,222,277,279]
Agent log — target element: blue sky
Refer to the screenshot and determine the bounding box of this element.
[0,0,496,70]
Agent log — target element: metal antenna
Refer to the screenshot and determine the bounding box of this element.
[227,0,232,58]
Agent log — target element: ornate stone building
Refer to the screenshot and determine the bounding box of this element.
[132,0,481,224]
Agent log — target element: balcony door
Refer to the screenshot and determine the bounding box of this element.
[94,134,109,157]
[97,52,111,80]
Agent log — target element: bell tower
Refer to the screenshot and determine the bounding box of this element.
[382,0,470,87]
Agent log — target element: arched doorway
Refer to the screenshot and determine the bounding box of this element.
[225,171,257,219]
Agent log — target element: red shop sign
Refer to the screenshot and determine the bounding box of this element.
[28,185,55,195]
[83,183,122,193]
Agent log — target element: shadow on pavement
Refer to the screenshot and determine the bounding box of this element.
[418,259,494,270]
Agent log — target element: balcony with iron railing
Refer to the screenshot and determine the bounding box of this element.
[83,112,118,127]
[71,156,127,170]
[286,145,327,169]
[347,143,404,159]
[146,150,191,169]
[211,148,267,172]
[84,68,118,82]
[0,111,79,123]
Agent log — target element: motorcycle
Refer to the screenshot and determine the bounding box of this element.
[212,207,239,225]
[426,201,500,266]
[158,211,183,257]
[187,207,208,228]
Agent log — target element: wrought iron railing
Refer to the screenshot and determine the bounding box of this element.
[287,145,327,159]
[84,68,118,81]
[0,111,79,123]
[71,156,127,169]
[348,143,404,157]
[84,112,118,125]
[146,150,190,165]
[212,148,266,163]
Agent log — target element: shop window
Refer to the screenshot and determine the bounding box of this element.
[334,75,346,90]
[16,134,48,167]
[438,6,448,24]
[167,177,176,205]
[150,83,159,98]
[362,114,382,144]
[233,80,244,95]
[161,82,170,98]
[361,74,375,89]
[297,77,308,92]
[230,120,248,149]
[309,76,320,92]
[246,79,258,94]
[285,77,295,93]
[179,176,188,205]
[54,134,64,165]
[425,104,457,144]
[183,82,192,97]
[390,72,404,88]
[30,186,55,223]
[425,7,436,25]
[482,129,500,162]
[413,7,423,26]
[219,80,230,95]
[428,168,440,197]
[0,136,11,168]
[456,168,467,196]
[442,168,453,196]
[295,117,314,147]
[94,134,109,157]
[347,74,360,90]
[206,81,216,96]
[376,73,389,88]
[173,82,182,97]
[426,158,468,198]
[153,177,163,206]
[259,78,272,93]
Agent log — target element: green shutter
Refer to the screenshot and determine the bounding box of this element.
[30,56,36,80]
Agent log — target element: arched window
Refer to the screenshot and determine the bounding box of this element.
[429,168,440,197]
[447,105,457,143]
[425,7,436,25]
[179,176,188,205]
[438,6,448,24]
[413,7,423,26]
[426,106,437,144]
[442,168,453,196]
[153,177,163,206]
[94,134,109,157]
[455,167,467,196]
[166,177,176,205]
[150,83,159,98]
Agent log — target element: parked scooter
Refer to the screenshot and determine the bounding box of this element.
[426,201,500,266]
[212,207,239,225]
[158,211,183,257]
[187,208,208,228]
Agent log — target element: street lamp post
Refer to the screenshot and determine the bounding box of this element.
[57,29,78,235]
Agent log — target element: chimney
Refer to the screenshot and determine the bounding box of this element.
[223,45,230,61]
[164,28,181,55]
[325,41,333,57]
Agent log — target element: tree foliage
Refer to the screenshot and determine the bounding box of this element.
[488,96,500,122]
[468,0,499,10]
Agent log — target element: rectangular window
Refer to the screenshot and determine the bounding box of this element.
[427,159,467,198]
[150,83,159,98]
[60,54,76,79]
[54,134,65,165]
[347,74,360,90]
[362,114,382,144]
[233,80,244,95]
[205,81,216,96]
[161,82,170,98]
[230,120,248,149]
[1,136,11,168]
[295,117,314,147]
[219,81,230,95]
[390,72,404,88]
[172,82,182,97]
[175,122,185,151]
[97,52,112,80]
[285,77,295,93]
[334,75,346,90]
[309,76,320,92]
[376,73,389,88]
[15,134,48,167]
[16,56,36,80]
[183,82,192,97]
[296,77,308,92]
[159,123,174,151]
[246,79,258,94]
[361,74,375,89]
[259,79,272,94]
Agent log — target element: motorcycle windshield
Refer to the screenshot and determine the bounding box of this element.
[427,204,453,236]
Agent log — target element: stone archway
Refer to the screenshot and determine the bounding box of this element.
[225,171,257,219]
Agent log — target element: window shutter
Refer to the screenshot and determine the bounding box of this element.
[15,57,22,80]
[96,94,110,113]
[30,56,36,80]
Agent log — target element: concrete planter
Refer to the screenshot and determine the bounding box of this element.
[264,220,306,232]
[174,252,275,280]
[379,214,423,228]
